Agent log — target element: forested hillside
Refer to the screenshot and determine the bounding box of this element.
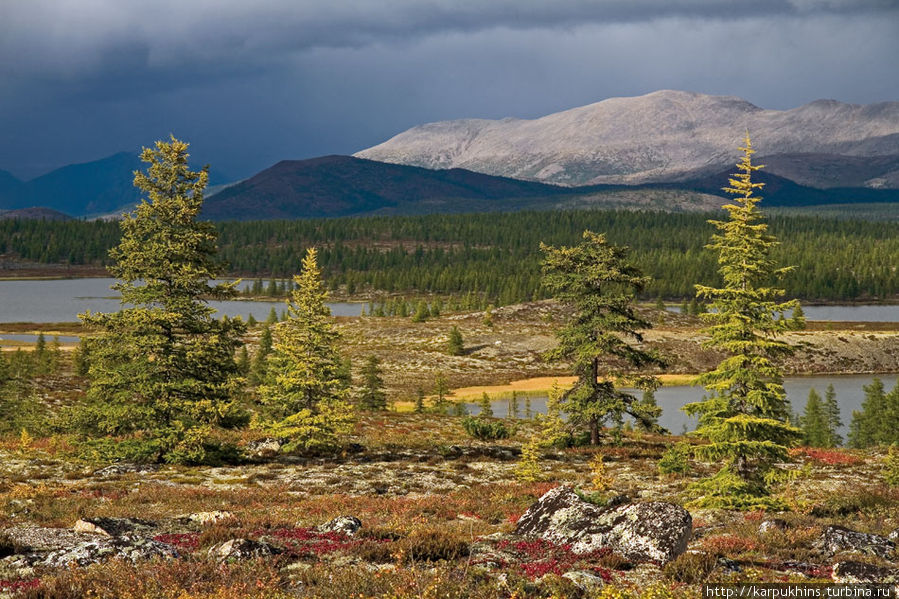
[1,210,897,302]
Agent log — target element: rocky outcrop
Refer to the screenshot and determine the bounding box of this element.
[179,511,234,526]
[73,517,157,537]
[208,538,280,562]
[317,516,362,536]
[245,438,282,459]
[818,525,896,559]
[832,561,899,584]
[514,486,691,564]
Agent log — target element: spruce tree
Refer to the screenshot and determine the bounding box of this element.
[259,248,354,452]
[358,356,387,411]
[78,136,245,464]
[684,134,801,508]
[823,384,843,447]
[801,388,832,447]
[635,389,663,433]
[433,373,450,413]
[541,230,664,445]
[447,325,465,356]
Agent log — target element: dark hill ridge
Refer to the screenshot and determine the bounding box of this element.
[201,155,572,220]
[202,154,899,221]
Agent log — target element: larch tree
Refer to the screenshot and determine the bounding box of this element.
[259,248,354,452]
[541,230,664,445]
[78,136,245,464]
[684,133,802,509]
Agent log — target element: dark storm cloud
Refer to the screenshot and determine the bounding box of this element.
[1,0,897,179]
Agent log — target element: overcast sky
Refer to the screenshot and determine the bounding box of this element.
[1,0,897,180]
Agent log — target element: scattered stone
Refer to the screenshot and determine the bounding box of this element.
[758,519,789,535]
[73,517,157,537]
[562,570,607,592]
[818,525,895,559]
[42,536,178,568]
[208,538,280,562]
[182,511,235,525]
[514,486,691,564]
[890,529,899,543]
[317,516,362,536]
[832,561,899,584]
[245,438,282,459]
[93,463,160,477]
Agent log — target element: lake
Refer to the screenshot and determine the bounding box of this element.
[669,304,899,322]
[0,278,364,323]
[466,374,899,440]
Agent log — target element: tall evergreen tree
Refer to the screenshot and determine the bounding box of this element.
[848,378,899,448]
[249,325,273,386]
[447,325,465,356]
[800,388,833,447]
[823,384,843,447]
[259,248,354,452]
[358,356,387,411]
[78,136,245,464]
[478,392,494,418]
[541,230,664,445]
[684,134,801,509]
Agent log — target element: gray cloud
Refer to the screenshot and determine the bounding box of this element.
[0,1,897,179]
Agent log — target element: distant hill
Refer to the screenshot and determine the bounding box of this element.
[0,207,72,221]
[0,153,232,217]
[356,90,899,189]
[201,154,896,220]
[202,155,576,220]
[0,169,23,205]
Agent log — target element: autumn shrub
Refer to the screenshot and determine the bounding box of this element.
[662,550,718,583]
[21,558,289,599]
[398,526,470,562]
[460,416,509,441]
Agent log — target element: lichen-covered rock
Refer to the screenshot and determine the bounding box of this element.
[208,538,280,562]
[562,570,607,592]
[41,536,178,568]
[818,525,895,559]
[832,561,899,584]
[514,486,691,564]
[758,519,788,535]
[2,527,95,552]
[245,438,282,459]
[317,516,362,536]
[73,517,157,537]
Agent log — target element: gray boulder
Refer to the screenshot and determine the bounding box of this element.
[819,525,895,559]
[93,463,160,477]
[832,561,899,584]
[515,486,691,564]
[208,538,280,562]
[317,516,362,536]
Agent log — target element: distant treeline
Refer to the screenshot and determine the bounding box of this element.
[1,210,897,303]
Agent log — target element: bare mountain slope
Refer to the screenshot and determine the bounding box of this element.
[355,90,899,188]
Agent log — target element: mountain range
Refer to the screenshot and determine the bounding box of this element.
[0,153,230,218]
[355,90,899,189]
[2,90,897,219]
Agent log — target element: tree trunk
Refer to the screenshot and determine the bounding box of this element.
[590,417,599,445]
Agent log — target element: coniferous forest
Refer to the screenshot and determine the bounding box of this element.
[2,209,898,302]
